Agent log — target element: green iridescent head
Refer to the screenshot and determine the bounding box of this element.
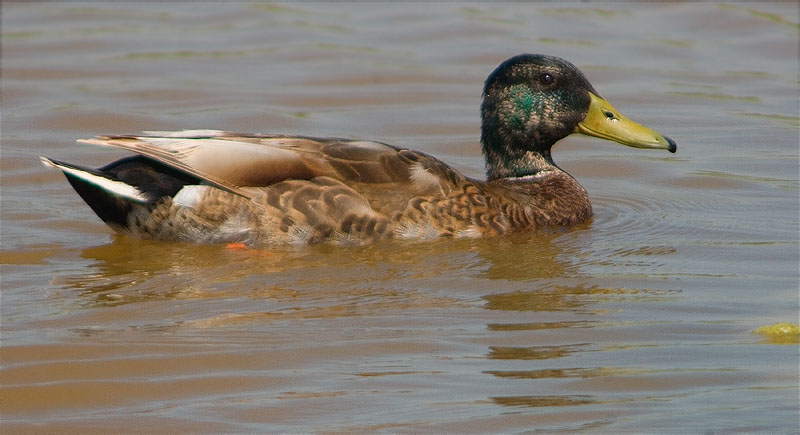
[481,54,675,180]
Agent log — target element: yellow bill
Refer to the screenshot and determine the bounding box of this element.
[576,92,676,153]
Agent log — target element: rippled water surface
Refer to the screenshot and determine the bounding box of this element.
[2,3,798,433]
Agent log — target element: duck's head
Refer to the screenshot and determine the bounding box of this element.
[481,54,676,180]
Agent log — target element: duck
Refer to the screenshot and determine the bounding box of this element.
[41,54,676,246]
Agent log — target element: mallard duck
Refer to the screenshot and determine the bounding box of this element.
[41,54,676,245]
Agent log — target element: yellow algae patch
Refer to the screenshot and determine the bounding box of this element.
[754,323,800,345]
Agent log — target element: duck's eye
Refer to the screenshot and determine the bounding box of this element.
[538,73,554,86]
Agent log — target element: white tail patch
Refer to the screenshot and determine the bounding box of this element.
[172,185,211,209]
[40,156,148,203]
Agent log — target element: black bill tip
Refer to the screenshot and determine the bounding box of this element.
[665,136,677,153]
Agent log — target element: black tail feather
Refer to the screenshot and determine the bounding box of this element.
[42,156,200,230]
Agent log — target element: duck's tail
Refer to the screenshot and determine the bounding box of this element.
[41,157,148,202]
[40,156,149,230]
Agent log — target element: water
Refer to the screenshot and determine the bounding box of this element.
[2,2,798,432]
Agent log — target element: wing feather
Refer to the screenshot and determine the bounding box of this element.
[77,130,473,204]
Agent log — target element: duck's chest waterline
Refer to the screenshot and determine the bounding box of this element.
[490,171,593,228]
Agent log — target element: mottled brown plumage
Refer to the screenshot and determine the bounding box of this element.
[41,55,675,245]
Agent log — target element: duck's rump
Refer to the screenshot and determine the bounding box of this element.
[40,155,199,230]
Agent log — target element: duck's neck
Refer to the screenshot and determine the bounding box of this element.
[483,145,560,181]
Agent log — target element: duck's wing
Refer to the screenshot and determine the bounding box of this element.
[77,130,469,201]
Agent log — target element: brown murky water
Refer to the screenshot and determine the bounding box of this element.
[2,3,798,432]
